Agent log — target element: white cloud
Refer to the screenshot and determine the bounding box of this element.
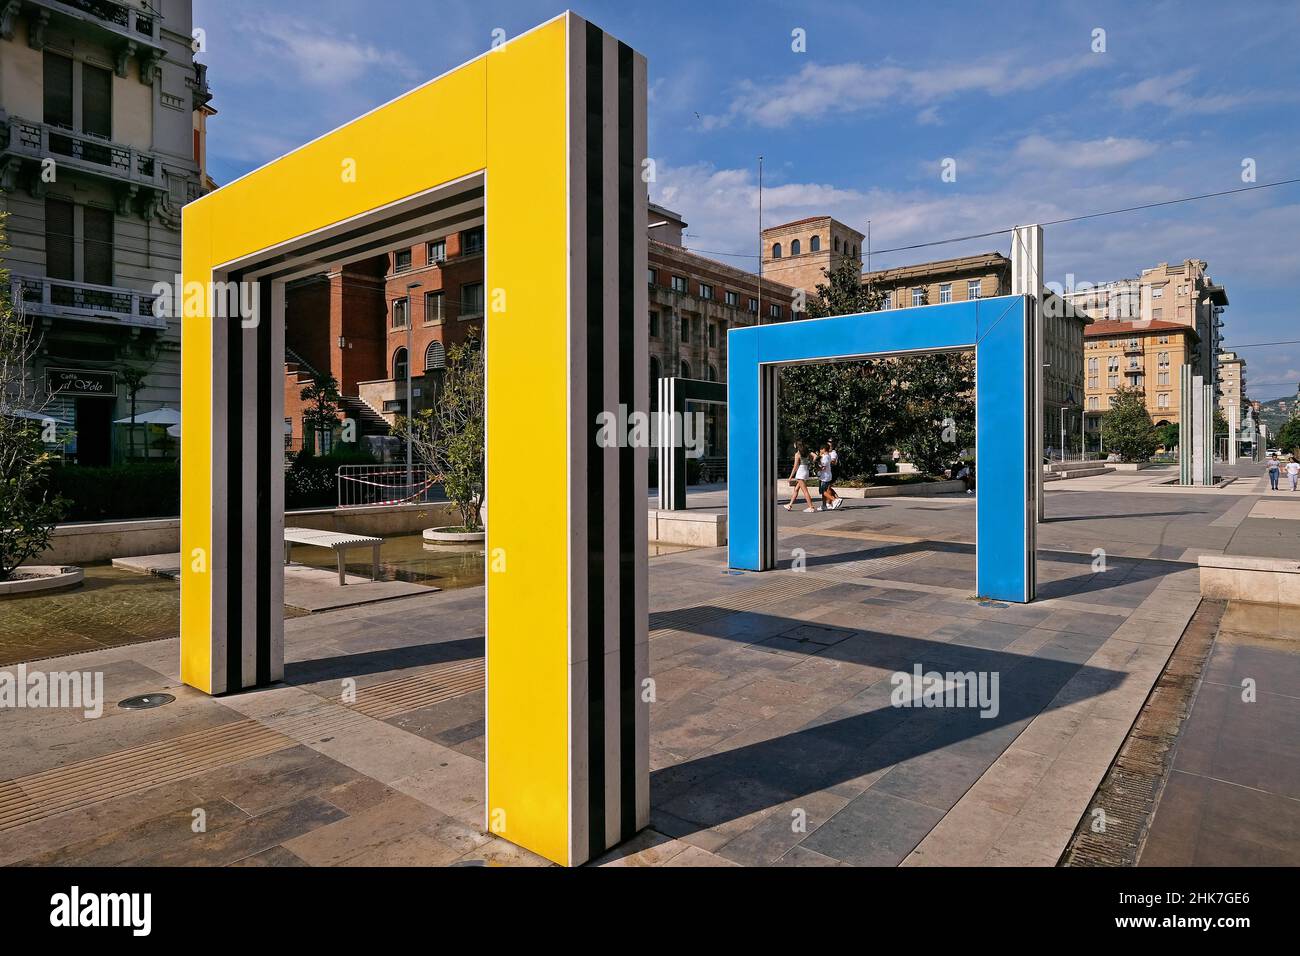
[1113,69,1244,114]
[1015,134,1158,169]
[248,16,422,89]
[703,54,1099,129]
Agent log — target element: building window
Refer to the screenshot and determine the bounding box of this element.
[680,360,691,378]
[747,297,758,313]
[1158,371,1170,386]
[44,52,75,130]
[647,267,656,285]
[810,235,821,252]
[394,249,412,273]
[1108,374,1119,389]
[391,297,409,328]
[1158,334,1169,344]
[912,288,925,307]
[771,243,782,259]
[671,275,687,293]
[44,198,75,281]
[1089,396,1099,410]
[1158,351,1170,366]
[790,239,801,256]
[650,356,661,395]
[393,347,408,381]
[1108,356,1119,371]
[461,226,484,255]
[939,283,952,304]
[1152,308,1162,320]
[81,62,112,139]
[967,279,982,299]
[649,310,660,337]
[428,239,446,263]
[725,290,739,307]
[1157,392,1169,409]
[460,281,485,318]
[768,303,781,319]
[708,322,717,348]
[834,238,841,252]
[1152,286,1163,298]
[883,292,893,309]
[424,340,446,371]
[853,245,859,257]
[699,282,714,300]
[425,290,444,324]
[707,364,718,382]
[680,313,691,341]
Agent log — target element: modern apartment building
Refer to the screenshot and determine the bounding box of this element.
[1083,319,1198,430]
[0,0,211,464]
[1064,259,1228,388]
[1217,350,1247,421]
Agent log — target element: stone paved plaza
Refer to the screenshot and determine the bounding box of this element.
[0,464,1294,866]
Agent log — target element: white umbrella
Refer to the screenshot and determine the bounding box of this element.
[114,406,181,425]
[166,423,181,439]
[4,408,71,424]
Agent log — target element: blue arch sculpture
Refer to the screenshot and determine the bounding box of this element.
[727,295,1038,603]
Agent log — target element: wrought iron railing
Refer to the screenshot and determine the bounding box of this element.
[2,116,165,190]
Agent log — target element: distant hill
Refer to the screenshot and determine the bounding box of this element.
[1259,395,1297,435]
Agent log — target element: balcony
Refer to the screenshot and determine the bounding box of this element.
[1,115,166,210]
[6,2,166,81]
[12,274,166,330]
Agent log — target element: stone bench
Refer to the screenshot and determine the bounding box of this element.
[1198,554,1300,607]
[284,528,383,585]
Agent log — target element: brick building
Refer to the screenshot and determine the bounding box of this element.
[283,204,800,458]
[760,215,863,294]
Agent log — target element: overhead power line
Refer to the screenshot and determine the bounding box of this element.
[678,177,1300,262]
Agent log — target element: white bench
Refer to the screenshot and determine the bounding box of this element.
[283,528,383,585]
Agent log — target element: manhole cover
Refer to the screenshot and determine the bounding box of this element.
[118,693,176,710]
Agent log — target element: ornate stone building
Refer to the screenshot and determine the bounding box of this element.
[1,0,211,463]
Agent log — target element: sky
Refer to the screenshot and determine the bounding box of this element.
[193,0,1300,400]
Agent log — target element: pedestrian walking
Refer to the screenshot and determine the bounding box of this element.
[784,442,817,512]
[818,443,841,511]
[1267,453,1281,491]
[1288,457,1300,492]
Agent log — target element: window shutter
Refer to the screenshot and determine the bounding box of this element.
[45,199,75,280]
[82,64,113,138]
[83,206,115,286]
[43,52,74,129]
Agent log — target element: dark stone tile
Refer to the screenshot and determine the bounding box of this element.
[801,789,945,866]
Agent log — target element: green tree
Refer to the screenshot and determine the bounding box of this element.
[778,257,900,479]
[395,336,484,530]
[0,214,68,579]
[1274,418,1300,456]
[300,372,343,455]
[120,365,149,460]
[1100,386,1158,462]
[894,352,976,476]
[1155,421,1179,452]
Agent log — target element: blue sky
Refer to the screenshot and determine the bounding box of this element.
[194,0,1300,399]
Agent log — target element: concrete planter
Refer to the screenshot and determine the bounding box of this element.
[1199,554,1300,607]
[423,526,486,543]
[1109,462,1152,471]
[0,565,84,596]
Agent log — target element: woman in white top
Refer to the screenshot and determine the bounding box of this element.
[818,443,841,510]
[785,442,817,512]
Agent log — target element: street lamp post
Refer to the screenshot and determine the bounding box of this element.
[405,281,421,495]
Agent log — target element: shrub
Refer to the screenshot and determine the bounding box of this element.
[285,447,376,510]
[48,462,179,521]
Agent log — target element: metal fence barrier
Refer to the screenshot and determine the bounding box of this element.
[337,463,442,508]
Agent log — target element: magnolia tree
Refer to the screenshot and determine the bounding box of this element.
[395,336,484,530]
[0,216,68,579]
[1100,385,1159,462]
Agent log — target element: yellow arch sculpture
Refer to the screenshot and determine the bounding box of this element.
[180,12,648,867]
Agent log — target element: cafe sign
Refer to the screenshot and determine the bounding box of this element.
[45,367,117,397]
